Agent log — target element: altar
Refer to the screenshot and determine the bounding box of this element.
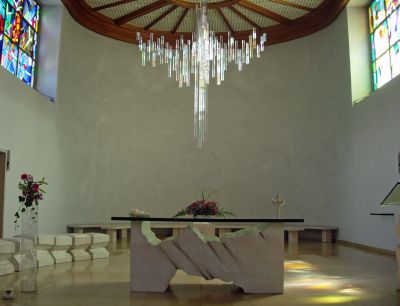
[112,217,304,294]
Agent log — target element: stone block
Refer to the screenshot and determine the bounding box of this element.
[50,235,72,264]
[0,239,15,276]
[86,233,109,259]
[68,234,91,261]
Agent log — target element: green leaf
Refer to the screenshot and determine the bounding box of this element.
[173,209,187,217]
[206,190,218,201]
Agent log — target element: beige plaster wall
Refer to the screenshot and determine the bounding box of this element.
[4,6,397,252]
[55,8,350,226]
[0,66,68,237]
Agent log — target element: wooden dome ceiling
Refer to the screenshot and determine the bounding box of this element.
[62,0,349,45]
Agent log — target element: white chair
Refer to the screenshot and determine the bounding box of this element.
[50,235,72,264]
[37,235,55,267]
[0,239,15,276]
[87,233,109,259]
[68,234,91,261]
[3,237,33,272]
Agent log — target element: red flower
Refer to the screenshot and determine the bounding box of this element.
[32,184,40,193]
[21,173,28,180]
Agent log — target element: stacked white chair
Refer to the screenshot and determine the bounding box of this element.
[0,232,110,279]
[87,233,110,259]
[3,237,33,271]
[37,235,55,267]
[68,234,91,261]
[50,235,72,264]
[0,239,15,276]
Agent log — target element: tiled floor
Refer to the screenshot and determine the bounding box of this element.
[0,241,398,306]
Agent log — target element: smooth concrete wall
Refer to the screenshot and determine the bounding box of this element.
[0,67,68,237]
[338,73,400,251]
[328,8,400,251]
[56,8,350,226]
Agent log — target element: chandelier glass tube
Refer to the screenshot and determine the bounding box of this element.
[136,0,267,148]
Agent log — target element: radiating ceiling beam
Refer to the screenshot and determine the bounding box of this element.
[92,0,137,12]
[171,8,189,33]
[144,5,178,30]
[217,8,235,34]
[269,0,314,12]
[228,5,261,30]
[115,0,171,25]
[238,0,291,25]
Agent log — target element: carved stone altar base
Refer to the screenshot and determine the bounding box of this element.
[130,221,284,294]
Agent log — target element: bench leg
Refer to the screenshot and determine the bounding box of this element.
[321,230,332,243]
[172,228,181,237]
[107,229,117,243]
[74,228,84,234]
[121,229,128,239]
[288,231,299,244]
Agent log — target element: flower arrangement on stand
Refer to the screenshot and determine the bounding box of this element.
[174,190,236,218]
[15,173,47,228]
[15,173,47,293]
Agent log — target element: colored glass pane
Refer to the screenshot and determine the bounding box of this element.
[370,0,387,32]
[0,4,5,32]
[22,0,39,30]
[388,8,400,45]
[17,49,33,86]
[371,34,377,61]
[35,5,39,31]
[32,31,36,58]
[7,0,23,11]
[11,11,20,41]
[373,21,390,58]
[4,2,14,37]
[385,0,400,15]
[375,51,392,88]
[1,34,17,74]
[19,19,34,56]
[4,2,20,43]
[391,42,400,77]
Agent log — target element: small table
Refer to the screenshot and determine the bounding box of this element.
[112,217,304,294]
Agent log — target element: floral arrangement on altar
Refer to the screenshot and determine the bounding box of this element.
[15,173,47,228]
[174,190,236,218]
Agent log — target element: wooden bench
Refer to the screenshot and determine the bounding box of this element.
[102,224,131,242]
[68,222,338,244]
[163,223,305,244]
[302,225,338,243]
[285,225,305,244]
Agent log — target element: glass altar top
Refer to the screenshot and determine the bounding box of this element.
[111,217,304,223]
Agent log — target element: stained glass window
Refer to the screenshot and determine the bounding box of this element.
[0,0,39,87]
[1,35,18,74]
[0,3,5,32]
[370,0,400,89]
[17,48,33,85]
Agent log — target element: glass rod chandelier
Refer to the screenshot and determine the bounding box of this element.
[136,0,267,148]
